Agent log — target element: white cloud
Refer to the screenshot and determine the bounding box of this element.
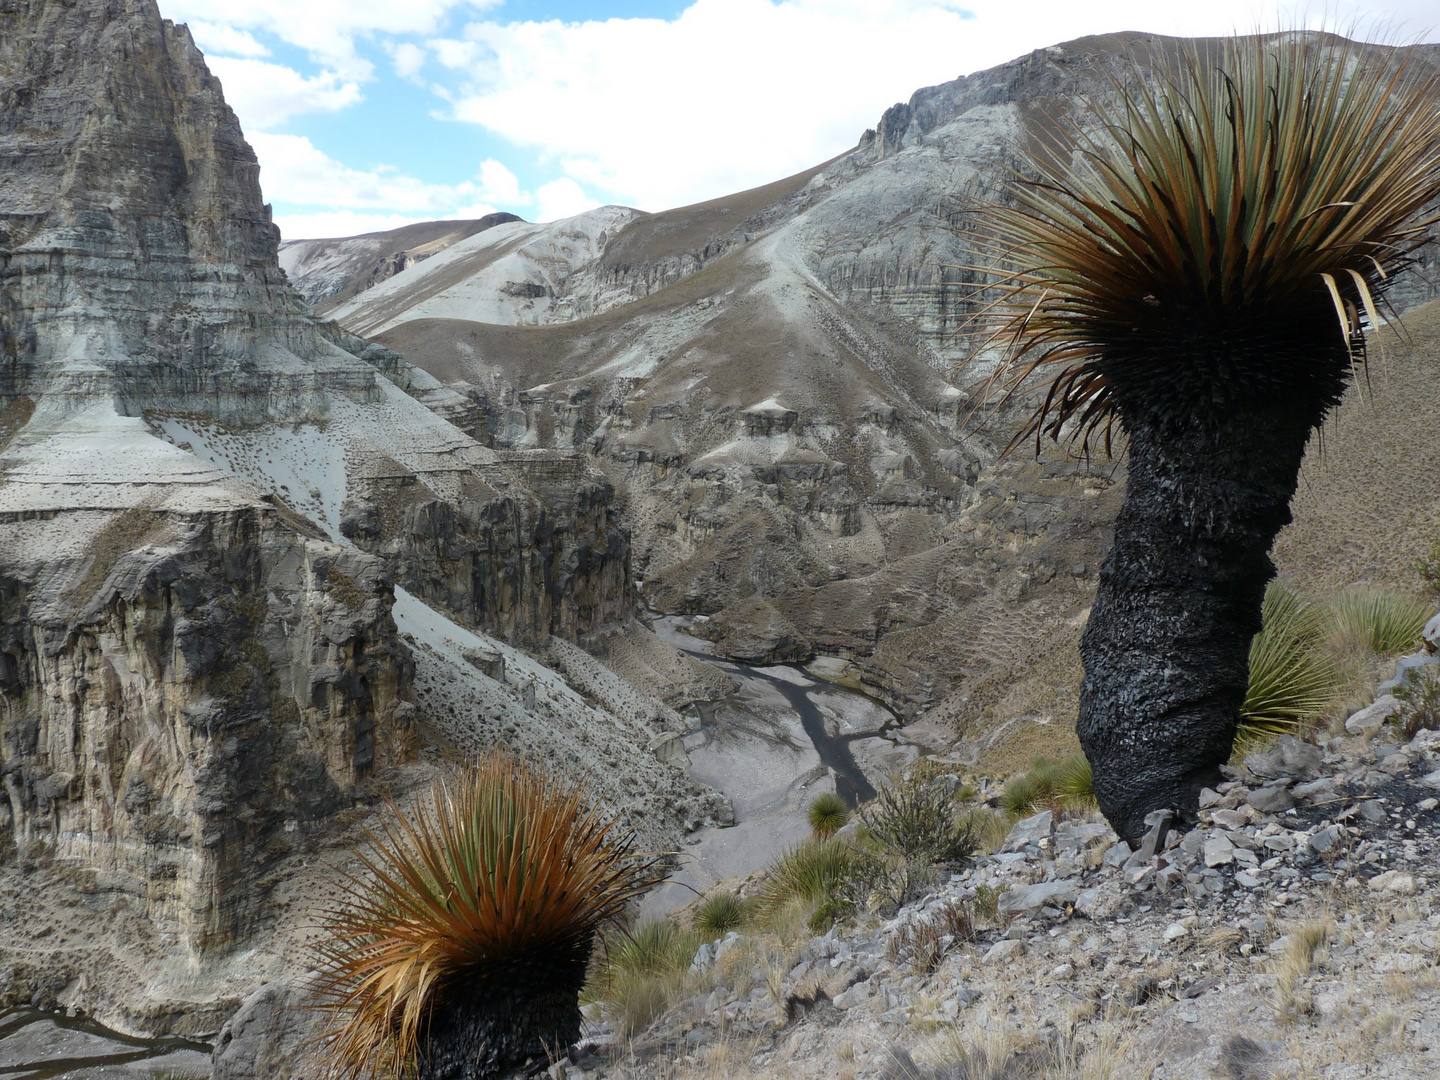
[434,0,1440,212]
[187,20,270,58]
[161,0,492,80]
[207,58,362,129]
[534,178,599,223]
[390,41,427,79]
[249,135,538,238]
[275,210,443,241]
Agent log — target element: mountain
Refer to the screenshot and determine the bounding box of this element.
[0,0,723,1033]
[277,212,523,313]
[326,33,1440,754]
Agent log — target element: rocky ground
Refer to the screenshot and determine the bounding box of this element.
[554,701,1440,1080]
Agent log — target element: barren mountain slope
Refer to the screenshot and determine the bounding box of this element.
[278,212,523,312]
[335,32,1440,772]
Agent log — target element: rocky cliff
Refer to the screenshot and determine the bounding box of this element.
[0,0,719,1034]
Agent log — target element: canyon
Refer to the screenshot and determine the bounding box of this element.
[4,0,1440,1059]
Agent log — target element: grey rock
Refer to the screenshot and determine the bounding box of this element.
[1204,835,1236,867]
[1002,810,1054,851]
[1247,784,1296,814]
[1421,769,1440,791]
[1074,886,1124,920]
[1345,696,1403,735]
[1380,653,1439,693]
[1292,777,1337,802]
[212,982,322,1080]
[1244,736,1324,781]
[1134,810,1174,862]
[996,881,1078,917]
[982,939,1025,965]
[1102,841,1133,868]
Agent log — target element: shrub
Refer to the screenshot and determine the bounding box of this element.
[998,752,1096,816]
[1396,668,1440,739]
[691,890,749,936]
[312,752,659,1080]
[1239,580,1340,742]
[861,778,976,867]
[806,791,850,838]
[1416,538,1440,597]
[972,883,1007,923]
[1327,588,1431,658]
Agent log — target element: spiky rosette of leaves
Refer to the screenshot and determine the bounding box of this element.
[973,34,1440,451]
[312,752,663,1080]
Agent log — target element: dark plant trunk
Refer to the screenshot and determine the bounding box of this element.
[414,954,589,1080]
[1076,406,1317,843]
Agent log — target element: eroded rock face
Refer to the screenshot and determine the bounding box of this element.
[0,505,411,952]
[0,0,651,1023]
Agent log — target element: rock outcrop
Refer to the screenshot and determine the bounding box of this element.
[0,0,717,1035]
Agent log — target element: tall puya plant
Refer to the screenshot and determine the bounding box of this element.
[973,34,1440,840]
[314,752,661,1080]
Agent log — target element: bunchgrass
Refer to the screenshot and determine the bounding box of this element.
[753,837,855,925]
[806,791,850,838]
[596,918,706,1038]
[1327,588,1430,658]
[692,890,750,936]
[311,752,660,1080]
[1239,580,1341,744]
[997,753,1096,816]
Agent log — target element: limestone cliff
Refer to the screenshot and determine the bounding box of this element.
[0,0,717,1035]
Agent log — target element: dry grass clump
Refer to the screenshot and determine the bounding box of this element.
[886,1028,1140,1080]
[887,900,977,973]
[312,751,660,1080]
[597,918,706,1038]
[1270,916,1332,1021]
[998,753,1096,816]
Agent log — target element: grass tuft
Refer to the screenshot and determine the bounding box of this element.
[692,890,750,937]
[806,791,850,838]
[998,752,1096,816]
[1327,588,1431,658]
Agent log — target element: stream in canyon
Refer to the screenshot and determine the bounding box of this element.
[643,617,912,916]
[0,1008,211,1079]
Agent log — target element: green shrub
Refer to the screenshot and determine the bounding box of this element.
[972,883,1007,923]
[861,778,976,867]
[691,890,749,936]
[806,791,849,838]
[1240,580,1341,742]
[1327,588,1431,657]
[998,752,1096,816]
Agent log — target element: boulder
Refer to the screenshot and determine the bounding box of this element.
[996,881,1078,917]
[212,982,324,1080]
[1346,696,1402,735]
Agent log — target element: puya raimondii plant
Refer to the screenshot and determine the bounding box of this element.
[969,34,1440,840]
[312,751,662,1080]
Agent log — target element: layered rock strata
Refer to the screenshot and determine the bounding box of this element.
[0,0,714,1033]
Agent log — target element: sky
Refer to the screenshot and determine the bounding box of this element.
[155,1,1440,241]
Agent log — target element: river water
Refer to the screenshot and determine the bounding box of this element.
[0,1008,210,1079]
[643,617,907,915]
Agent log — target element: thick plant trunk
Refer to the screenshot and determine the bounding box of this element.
[414,957,588,1080]
[1077,408,1315,843]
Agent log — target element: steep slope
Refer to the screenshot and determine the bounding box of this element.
[278,212,523,312]
[0,0,721,1035]
[331,31,1440,771]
